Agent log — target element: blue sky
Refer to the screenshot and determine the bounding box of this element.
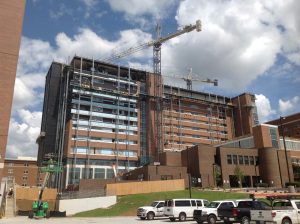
[6,0,300,158]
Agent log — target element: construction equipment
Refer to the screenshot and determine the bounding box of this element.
[164,68,218,91]
[29,155,62,219]
[183,68,218,90]
[102,19,201,162]
[102,19,202,75]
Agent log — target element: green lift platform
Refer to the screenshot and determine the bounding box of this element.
[28,155,62,219]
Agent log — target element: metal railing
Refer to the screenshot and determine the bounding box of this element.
[0,179,7,218]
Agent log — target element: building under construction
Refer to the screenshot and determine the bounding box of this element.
[37,56,259,189]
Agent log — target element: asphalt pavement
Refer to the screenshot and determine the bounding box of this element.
[1,216,198,224]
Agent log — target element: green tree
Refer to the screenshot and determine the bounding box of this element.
[213,165,222,187]
[234,165,244,188]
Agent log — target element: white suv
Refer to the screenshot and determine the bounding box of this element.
[137,201,165,220]
[164,198,210,221]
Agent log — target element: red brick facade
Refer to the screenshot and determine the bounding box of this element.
[0,0,25,181]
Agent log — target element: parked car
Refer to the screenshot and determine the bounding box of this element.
[217,199,270,224]
[251,196,300,224]
[137,201,165,220]
[164,198,210,222]
[193,200,238,224]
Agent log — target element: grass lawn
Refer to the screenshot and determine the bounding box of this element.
[74,189,249,217]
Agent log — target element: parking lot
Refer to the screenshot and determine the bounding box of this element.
[1,216,198,224]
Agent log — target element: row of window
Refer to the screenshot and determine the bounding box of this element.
[165,134,220,141]
[164,122,228,130]
[166,130,227,137]
[73,74,137,90]
[71,147,138,157]
[67,158,137,167]
[68,167,130,184]
[8,169,30,174]
[73,116,138,127]
[7,162,29,167]
[72,104,138,117]
[227,155,258,166]
[72,92,137,108]
[173,110,226,120]
[72,136,138,145]
[72,124,138,135]
[164,115,227,125]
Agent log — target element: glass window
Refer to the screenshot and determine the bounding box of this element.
[82,168,93,179]
[94,168,105,179]
[269,127,279,148]
[233,155,237,165]
[239,155,244,165]
[191,200,196,206]
[106,168,115,179]
[295,202,300,209]
[196,200,203,206]
[244,156,249,165]
[250,156,254,165]
[175,200,191,207]
[158,202,165,208]
[68,168,81,184]
[227,155,232,164]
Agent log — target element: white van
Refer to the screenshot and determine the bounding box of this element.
[164,198,210,221]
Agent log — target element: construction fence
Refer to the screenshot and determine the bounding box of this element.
[15,187,58,212]
[106,179,185,196]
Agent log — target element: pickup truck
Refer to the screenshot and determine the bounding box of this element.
[250,197,300,224]
[193,200,238,224]
[217,199,270,224]
[137,200,165,220]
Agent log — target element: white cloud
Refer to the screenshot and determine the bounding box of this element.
[279,96,300,115]
[106,0,179,26]
[255,94,276,123]
[12,78,37,111]
[79,0,99,18]
[55,28,152,61]
[106,0,300,89]
[7,28,152,158]
[160,0,284,91]
[6,110,42,158]
[49,3,73,19]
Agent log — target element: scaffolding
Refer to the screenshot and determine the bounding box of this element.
[47,56,241,187]
[161,85,234,151]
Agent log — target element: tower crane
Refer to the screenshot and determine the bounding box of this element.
[101,19,202,162]
[102,19,202,75]
[182,68,218,90]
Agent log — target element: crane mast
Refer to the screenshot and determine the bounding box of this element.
[153,20,201,75]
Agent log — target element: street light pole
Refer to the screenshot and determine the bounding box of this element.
[280,116,291,183]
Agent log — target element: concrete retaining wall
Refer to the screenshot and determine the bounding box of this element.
[59,195,116,216]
